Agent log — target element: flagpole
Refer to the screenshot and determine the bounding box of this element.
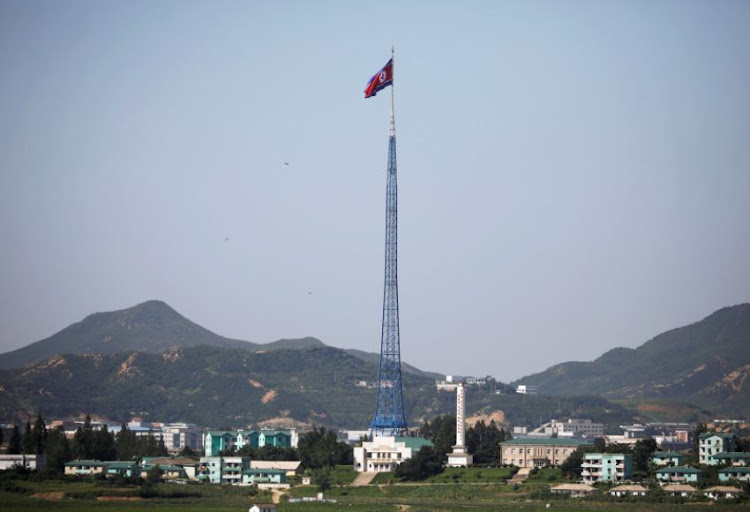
[389,46,395,138]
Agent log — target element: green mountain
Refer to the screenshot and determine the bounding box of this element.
[0,300,258,369]
[515,303,750,417]
[0,344,637,430]
[0,301,443,383]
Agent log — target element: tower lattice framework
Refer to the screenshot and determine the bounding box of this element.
[370,129,407,437]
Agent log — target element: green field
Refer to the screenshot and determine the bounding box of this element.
[3,473,750,512]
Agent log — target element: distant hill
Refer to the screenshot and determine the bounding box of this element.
[0,301,443,382]
[344,348,444,380]
[262,337,327,351]
[515,303,750,417]
[0,300,257,369]
[0,344,637,430]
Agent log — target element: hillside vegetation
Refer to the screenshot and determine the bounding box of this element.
[516,303,750,417]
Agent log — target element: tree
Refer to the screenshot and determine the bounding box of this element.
[115,424,138,461]
[44,426,72,474]
[73,415,95,459]
[312,468,331,492]
[735,435,750,453]
[394,446,443,481]
[31,414,48,455]
[145,464,164,485]
[593,437,606,452]
[298,427,350,469]
[21,421,34,455]
[179,445,197,457]
[8,424,22,454]
[419,415,456,460]
[466,420,508,464]
[561,446,586,479]
[91,428,116,461]
[632,438,657,478]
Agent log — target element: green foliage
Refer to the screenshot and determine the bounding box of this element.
[297,427,351,470]
[44,426,72,474]
[465,420,508,464]
[21,421,34,455]
[525,466,563,483]
[419,414,456,460]
[515,304,750,419]
[145,464,164,485]
[560,446,586,479]
[394,446,443,481]
[632,439,658,478]
[0,300,260,370]
[423,466,514,483]
[73,415,116,461]
[0,341,641,431]
[237,444,298,461]
[312,468,331,491]
[7,424,21,454]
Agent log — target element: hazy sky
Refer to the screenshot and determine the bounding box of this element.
[1,0,749,382]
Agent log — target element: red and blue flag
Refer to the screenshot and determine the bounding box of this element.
[364,58,393,98]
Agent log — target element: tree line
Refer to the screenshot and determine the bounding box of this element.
[419,414,511,464]
[2,414,168,474]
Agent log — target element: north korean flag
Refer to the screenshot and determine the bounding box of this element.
[364,58,393,99]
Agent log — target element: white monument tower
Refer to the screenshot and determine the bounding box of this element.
[446,383,473,467]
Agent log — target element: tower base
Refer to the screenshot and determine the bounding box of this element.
[446,445,473,467]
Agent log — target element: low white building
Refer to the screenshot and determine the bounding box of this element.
[353,436,433,473]
[0,454,46,471]
[516,384,537,395]
[534,419,603,438]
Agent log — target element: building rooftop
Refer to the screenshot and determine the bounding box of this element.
[610,484,647,492]
[713,452,750,459]
[699,432,735,439]
[656,465,702,474]
[395,437,434,450]
[500,438,592,447]
[652,451,684,458]
[64,459,105,466]
[662,484,698,493]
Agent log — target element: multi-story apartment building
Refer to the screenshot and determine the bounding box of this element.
[499,438,590,468]
[581,453,632,483]
[161,422,203,453]
[699,433,736,465]
[204,429,297,457]
[197,456,250,484]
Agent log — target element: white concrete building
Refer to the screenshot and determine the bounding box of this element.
[0,454,46,471]
[161,422,203,452]
[353,436,433,473]
[516,384,538,395]
[534,419,604,438]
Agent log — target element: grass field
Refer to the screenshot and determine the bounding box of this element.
[3,472,750,512]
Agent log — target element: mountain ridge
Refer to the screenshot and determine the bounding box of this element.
[0,300,258,369]
[514,303,750,416]
[0,300,441,381]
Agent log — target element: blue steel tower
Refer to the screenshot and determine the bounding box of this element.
[370,51,407,437]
